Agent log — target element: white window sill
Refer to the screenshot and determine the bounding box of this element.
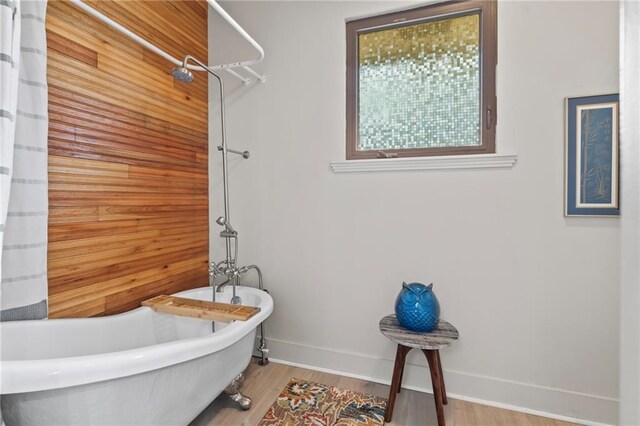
[330,153,518,173]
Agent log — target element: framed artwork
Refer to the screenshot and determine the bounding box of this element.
[565,94,620,216]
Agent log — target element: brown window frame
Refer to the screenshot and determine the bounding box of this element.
[346,0,497,160]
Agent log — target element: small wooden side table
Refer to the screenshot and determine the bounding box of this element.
[379,314,459,426]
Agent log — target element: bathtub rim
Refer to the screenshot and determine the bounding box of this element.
[0,286,273,394]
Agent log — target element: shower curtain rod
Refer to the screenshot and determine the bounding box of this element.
[67,0,266,85]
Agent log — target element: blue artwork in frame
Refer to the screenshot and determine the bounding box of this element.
[565,94,620,216]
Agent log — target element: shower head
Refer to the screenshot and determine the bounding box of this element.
[216,216,237,236]
[171,66,193,83]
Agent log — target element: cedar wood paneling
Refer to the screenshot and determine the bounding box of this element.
[46,0,209,317]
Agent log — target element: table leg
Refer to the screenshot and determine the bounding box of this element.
[435,350,447,405]
[385,344,411,423]
[397,354,406,394]
[423,349,445,426]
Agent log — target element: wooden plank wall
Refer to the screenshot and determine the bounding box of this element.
[46,0,209,318]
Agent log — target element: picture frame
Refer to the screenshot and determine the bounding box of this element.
[565,94,620,217]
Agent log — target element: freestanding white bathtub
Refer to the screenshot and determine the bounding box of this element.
[0,286,273,426]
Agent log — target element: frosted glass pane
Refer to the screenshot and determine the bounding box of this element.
[358,13,481,151]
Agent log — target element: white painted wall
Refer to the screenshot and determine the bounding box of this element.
[619,1,640,424]
[209,2,620,424]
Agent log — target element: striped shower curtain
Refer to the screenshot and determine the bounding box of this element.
[0,0,49,321]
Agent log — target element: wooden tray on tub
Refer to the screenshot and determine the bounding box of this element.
[142,295,260,322]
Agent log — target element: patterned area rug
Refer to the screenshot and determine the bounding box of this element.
[258,378,387,426]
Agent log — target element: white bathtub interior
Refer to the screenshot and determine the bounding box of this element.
[1,288,257,361]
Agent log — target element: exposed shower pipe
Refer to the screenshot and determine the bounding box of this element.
[66,0,266,84]
[172,56,269,364]
[172,56,234,271]
[240,265,269,365]
[173,56,247,308]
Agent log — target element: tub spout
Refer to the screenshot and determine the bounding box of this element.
[212,269,241,304]
[215,278,232,293]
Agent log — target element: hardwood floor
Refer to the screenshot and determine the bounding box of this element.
[191,360,578,426]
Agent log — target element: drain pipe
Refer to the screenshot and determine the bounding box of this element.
[240,264,269,366]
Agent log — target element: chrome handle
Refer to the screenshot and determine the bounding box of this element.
[377,151,398,159]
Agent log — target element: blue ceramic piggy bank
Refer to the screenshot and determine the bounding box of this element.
[395,282,440,332]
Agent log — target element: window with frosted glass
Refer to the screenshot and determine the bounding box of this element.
[346,1,497,160]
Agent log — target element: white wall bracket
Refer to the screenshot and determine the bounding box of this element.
[67,0,266,84]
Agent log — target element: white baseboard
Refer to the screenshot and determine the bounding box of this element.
[262,337,617,426]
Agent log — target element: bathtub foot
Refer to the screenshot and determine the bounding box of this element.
[225,372,252,410]
[227,391,252,410]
